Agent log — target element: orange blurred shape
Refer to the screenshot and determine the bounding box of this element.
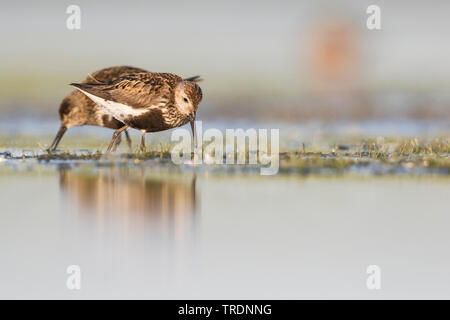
[306,20,360,90]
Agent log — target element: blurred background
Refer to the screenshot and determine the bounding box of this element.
[1,1,450,299]
[1,0,449,126]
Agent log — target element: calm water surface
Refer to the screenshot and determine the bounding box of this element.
[0,162,449,299]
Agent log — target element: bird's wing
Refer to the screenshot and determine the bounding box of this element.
[82,66,149,84]
[71,74,176,109]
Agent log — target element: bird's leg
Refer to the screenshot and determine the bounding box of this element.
[106,125,129,153]
[124,130,132,151]
[140,130,146,153]
[190,119,196,149]
[190,117,197,161]
[48,125,67,152]
[111,132,122,152]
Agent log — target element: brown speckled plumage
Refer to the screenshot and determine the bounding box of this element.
[50,66,202,152]
[49,66,148,151]
[59,66,148,128]
[74,73,181,111]
[71,72,203,152]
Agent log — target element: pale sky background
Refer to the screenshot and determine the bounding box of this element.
[1,0,450,115]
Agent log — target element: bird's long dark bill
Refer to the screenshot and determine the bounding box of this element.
[190,119,196,149]
[49,125,67,151]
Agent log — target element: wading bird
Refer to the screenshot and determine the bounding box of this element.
[49,66,201,152]
[71,72,203,152]
[48,66,148,152]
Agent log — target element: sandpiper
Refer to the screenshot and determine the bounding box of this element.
[48,66,148,152]
[70,72,203,152]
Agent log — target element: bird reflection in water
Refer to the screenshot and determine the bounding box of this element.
[58,167,197,238]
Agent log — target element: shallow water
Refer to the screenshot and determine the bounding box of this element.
[0,162,449,299]
[0,117,448,298]
[0,117,449,177]
[0,117,449,146]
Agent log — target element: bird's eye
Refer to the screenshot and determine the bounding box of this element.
[183,98,189,103]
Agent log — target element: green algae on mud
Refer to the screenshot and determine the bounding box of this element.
[0,136,448,176]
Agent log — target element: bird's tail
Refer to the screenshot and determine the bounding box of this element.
[184,75,203,82]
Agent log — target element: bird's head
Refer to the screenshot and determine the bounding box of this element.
[174,80,203,116]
